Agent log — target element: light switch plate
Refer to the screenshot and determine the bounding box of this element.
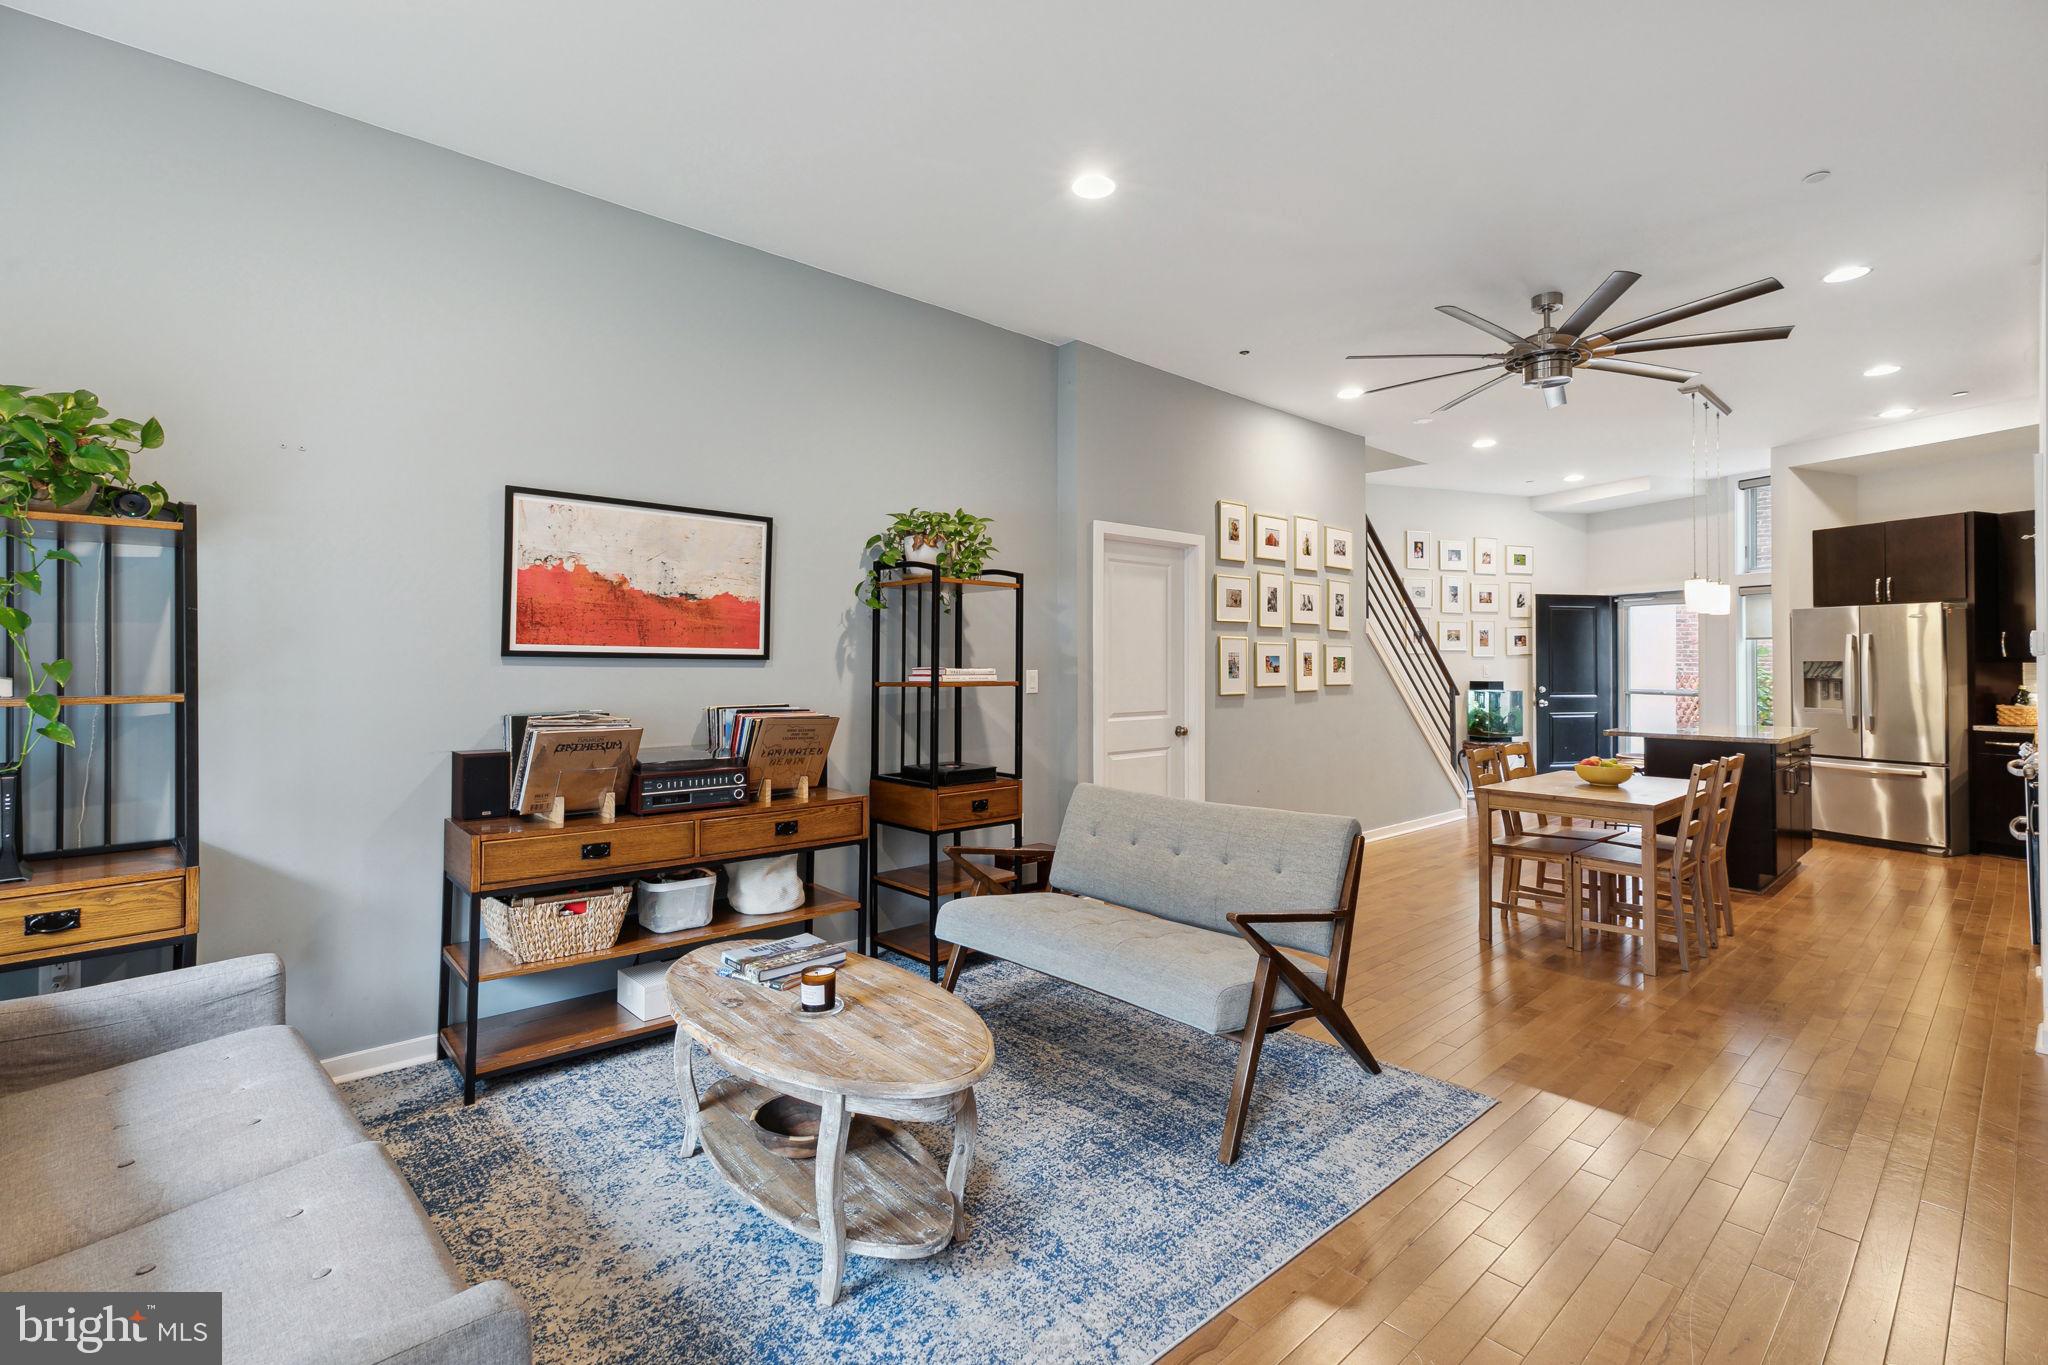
[1024,669,1039,695]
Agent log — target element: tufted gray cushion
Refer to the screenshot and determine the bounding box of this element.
[0,1024,366,1275]
[1049,784,1361,955]
[938,892,1326,1033]
[0,1140,527,1365]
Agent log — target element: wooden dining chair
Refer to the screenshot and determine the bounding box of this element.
[1700,754,1744,944]
[1572,760,1721,972]
[1469,749,1606,946]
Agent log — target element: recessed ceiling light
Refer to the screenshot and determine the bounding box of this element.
[1563,473,1586,483]
[1823,264,1871,284]
[1951,389,1971,397]
[1471,437,1498,450]
[1336,386,1365,400]
[1070,172,1117,200]
[1879,406,1917,419]
[1862,363,1900,377]
[1412,417,1433,425]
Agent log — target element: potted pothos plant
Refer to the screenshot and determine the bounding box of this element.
[0,385,174,881]
[855,507,997,609]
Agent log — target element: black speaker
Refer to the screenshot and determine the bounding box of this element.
[451,750,512,820]
[109,489,153,518]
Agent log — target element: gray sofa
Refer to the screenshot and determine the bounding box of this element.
[0,954,528,1365]
[937,783,1381,1162]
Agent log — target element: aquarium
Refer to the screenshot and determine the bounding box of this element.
[1465,684,1525,740]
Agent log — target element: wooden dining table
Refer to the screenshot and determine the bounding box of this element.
[1474,768,1697,974]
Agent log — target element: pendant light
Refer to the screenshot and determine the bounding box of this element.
[1683,390,1732,615]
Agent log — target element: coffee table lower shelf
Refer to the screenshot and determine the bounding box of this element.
[696,1077,957,1261]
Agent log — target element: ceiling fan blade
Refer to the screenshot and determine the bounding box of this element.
[1555,270,1642,340]
[1585,277,1784,346]
[1364,363,1503,396]
[1432,371,1513,413]
[1344,352,1505,360]
[1594,326,1795,356]
[1436,305,1530,347]
[1543,384,1567,410]
[1580,357,1698,383]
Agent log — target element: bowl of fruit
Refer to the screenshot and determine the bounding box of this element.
[1574,756,1637,787]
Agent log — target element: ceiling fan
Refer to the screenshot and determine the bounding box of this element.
[1346,271,1793,414]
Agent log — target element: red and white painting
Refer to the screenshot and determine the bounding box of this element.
[503,488,772,658]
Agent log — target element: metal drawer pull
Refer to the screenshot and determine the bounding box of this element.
[2011,815,2031,842]
[971,798,990,813]
[774,820,799,836]
[24,909,82,935]
[580,842,612,860]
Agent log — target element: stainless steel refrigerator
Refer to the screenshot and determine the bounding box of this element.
[1790,601,1969,853]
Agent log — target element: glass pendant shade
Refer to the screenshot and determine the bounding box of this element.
[1684,578,1732,615]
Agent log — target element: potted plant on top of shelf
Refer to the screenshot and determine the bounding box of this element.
[0,385,175,881]
[855,507,997,610]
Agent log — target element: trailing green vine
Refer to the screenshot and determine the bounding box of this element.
[856,507,997,609]
[0,386,173,774]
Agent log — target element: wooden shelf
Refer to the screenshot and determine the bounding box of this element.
[441,991,676,1076]
[873,924,952,964]
[874,863,1014,898]
[19,510,185,532]
[0,844,185,900]
[443,883,858,982]
[875,575,1017,590]
[0,693,183,709]
[875,680,1019,689]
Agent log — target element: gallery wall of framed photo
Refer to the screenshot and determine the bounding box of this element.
[1215,500,1356,697]
[1366,485,1592,738]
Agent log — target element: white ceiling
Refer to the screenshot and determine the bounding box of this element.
[16,1,2047,494]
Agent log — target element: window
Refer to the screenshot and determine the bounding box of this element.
[1739,476,1772,575]
[1617,593,1701,753]
[1742,588,1774,726]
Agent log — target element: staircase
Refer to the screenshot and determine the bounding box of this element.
[1362,521,1466,796]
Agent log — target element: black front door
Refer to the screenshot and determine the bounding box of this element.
[1535,594,1617,769]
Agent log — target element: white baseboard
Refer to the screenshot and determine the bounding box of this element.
[1362,805,1467,844]
[322,1034,438,1083]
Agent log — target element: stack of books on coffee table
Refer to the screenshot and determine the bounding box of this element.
[717,933,846,990]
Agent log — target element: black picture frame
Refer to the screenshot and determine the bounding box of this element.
[501,485,774,660]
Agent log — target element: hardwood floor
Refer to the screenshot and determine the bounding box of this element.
[1162,815,2047,1365]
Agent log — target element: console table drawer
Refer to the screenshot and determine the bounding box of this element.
[478,823,696,887]
[699,802,863,857]
[937,784,1021,829]
[0,877,185,959]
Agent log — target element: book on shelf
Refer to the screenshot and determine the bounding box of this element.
[907,667,1001,680]
[509,711,641,815]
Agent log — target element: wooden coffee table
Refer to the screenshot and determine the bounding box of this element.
[666,945,994,1305]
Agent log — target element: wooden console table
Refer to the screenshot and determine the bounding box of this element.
[440,787,868,1103]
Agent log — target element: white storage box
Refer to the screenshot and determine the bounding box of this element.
[635,868,716,933]
[617,960,675,1022]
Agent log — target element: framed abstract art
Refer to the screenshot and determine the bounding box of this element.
[503,487,772,658]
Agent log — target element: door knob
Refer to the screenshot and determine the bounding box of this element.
[1173,725,1189,737]
[1537,699,1549,708]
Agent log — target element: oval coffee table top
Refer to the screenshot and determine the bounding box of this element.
[666,945,995,1102]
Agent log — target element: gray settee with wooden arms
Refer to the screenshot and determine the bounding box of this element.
[935,783,1378,1162]
[0,954,529,1365]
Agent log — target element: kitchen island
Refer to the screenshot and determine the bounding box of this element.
[1604,725,1816,892]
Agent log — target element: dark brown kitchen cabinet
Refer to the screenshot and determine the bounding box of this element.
[1811,511,1991,606]
[1996,510,2035,660]
[1812,523,1886,606]
[1971,728,2028,857]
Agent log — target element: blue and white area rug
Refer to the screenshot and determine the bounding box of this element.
[347,956,1493,1364]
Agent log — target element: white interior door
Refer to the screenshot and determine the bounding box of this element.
[1093,524,1202,799]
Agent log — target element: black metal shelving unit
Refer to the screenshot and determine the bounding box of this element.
[867,563,1024,979]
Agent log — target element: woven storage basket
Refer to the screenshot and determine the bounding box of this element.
[481,885,632,965]
[1997,704,2038,728]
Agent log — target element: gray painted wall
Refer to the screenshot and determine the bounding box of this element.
[1,13,1060,1058]
[1056,344,1460,831]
